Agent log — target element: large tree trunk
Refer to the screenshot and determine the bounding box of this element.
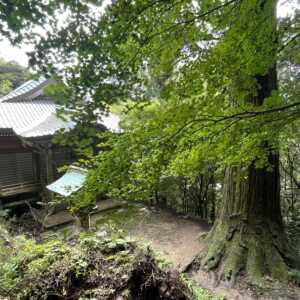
[200,159,290,285]
[199,68,291,285]
[198,0,293,286]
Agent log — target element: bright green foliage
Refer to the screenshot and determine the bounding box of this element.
[0,236,68,291]
[44,78,72,106]
[17,0,300,207]
[0,229,133,297]
[289,269,300,286]
[77,94,294,205]
[0,0,96,45]
[0,79,12,96]
[3,1,300,216]
[67,187,98,216]
[94,204,141,230]
[44,79,104,157]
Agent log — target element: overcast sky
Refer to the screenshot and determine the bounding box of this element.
[0,0,297,67]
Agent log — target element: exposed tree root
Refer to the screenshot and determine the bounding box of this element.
[186,219,292,287]
[3,233,193,300]
[128,252,191,300]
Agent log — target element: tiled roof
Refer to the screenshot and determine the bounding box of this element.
[21,112,74,138]
[0,77,73,138]
[0,100,73,138]
[0,78,119,138]
[0,78,50,103]
[0,128,15,136]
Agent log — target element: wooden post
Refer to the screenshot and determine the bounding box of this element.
[45,147,54,184]
[39,145,54,203]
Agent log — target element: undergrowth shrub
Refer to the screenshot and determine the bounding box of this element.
[0,232,136,299]
[1,227,216,300]
[0,212,222,300]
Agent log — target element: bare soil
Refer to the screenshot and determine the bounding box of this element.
[91,204,300,300]
[125,206,210,271]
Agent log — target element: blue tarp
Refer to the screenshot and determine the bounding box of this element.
[46,167,88,197]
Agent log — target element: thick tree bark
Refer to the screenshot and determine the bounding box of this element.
[197,0,293,286]
[200,158,290,285]
[199,78,291,283]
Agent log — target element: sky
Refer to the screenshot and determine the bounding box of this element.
[0,0,297,67]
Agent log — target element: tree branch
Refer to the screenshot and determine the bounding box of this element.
[164,101,300,142]
[279,31,300,53]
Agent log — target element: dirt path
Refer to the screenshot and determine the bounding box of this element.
[91,204,300,300]
[41,203,300,300]
[126,207,210,270]
[92,204,210,269]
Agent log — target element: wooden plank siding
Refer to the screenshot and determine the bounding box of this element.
[0,133,76,201]
[0,152,39,197]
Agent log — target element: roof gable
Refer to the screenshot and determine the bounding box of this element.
[0,78,74,138]
[0,78,52,103]
[0,78,119,138]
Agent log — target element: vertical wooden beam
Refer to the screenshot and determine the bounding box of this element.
[32,151,39,184]
[39,145,54,203]
[45,147,54,184]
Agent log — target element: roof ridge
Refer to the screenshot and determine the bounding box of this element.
[0,78,52,103]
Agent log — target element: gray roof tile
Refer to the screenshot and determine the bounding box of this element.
[0,78,119,139]
[0,100,73,138]
[0,78,50,103]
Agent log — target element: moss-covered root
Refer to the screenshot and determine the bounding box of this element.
[198,221,290,287]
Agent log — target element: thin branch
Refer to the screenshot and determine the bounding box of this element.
[278,31,300,53]
[142,0,242,44]
[164,101,300,142]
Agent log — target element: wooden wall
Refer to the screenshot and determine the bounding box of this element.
[0,135,76,200]
[0,136,30,152]
[0,152,36,186]
[0,136,39,198]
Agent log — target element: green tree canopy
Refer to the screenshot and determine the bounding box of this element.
[22,0,299,187]
[0,58,29,96]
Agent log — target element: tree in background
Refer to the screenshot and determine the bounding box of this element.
[0,58,29,96]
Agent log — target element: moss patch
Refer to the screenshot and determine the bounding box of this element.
[0,231,195,300]
[93,203,145,232]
